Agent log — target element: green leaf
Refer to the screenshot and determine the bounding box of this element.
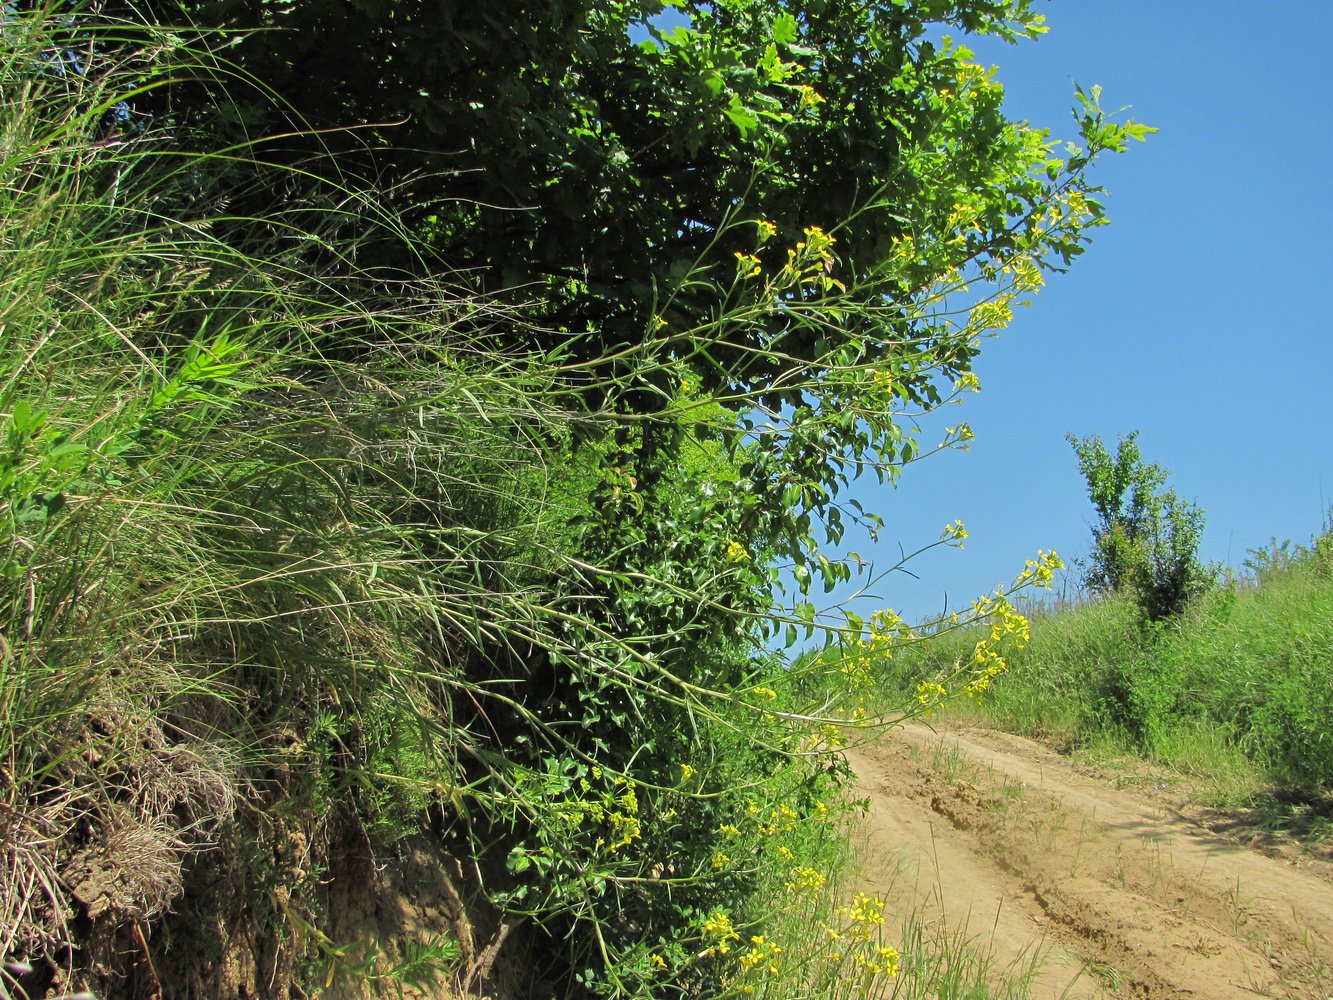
[724,94,759,137]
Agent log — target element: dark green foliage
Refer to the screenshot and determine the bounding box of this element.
[120,0,1111,412]
[1068,431,1211,621]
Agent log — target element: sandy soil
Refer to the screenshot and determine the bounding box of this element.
[846,722,1333,999]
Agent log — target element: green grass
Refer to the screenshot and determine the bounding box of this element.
[874,540,1333,814]
[0,11,589,993]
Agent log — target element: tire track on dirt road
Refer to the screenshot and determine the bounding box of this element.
[847,723,1333,999]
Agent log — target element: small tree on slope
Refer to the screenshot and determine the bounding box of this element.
[1068,431,1211,621]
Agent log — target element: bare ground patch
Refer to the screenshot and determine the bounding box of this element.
[848,722,1333,999]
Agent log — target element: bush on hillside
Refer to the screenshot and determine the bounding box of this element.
[1068,432,1212,621]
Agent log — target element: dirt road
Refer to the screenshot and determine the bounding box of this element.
[847,722,1333,999]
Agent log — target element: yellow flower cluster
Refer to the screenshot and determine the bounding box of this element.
[798,84,826,108]
[839,650,874,691]
[726,539,750,562]
[779,226,845,294]
[756,803,799,837]
[845,893,886,932]
[956,582,1041,698]
[952,371,982,393]
[824,893,893,963]
[734,251,763,280]
[944,422,974,446]
[1004,256,1044,293]
[971,295,1015,331]
[737,934,783,975]
[834,606,924,719]
[702,911,741,955]
[539,769,642,855]
[941,519,968,544]
[952,59,1002,99]
[857,943,901,978]
[1018,549,1063,588]
[784,865,827,895]
[605,782,641,853]
[1064,189,1093,222]
[916,679,949,711]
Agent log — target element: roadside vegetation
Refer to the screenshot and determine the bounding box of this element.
[0,3,1148,998]
[876,446,1333,815]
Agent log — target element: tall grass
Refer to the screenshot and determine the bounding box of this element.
[0,8,587,991]
[877,536,1333,802]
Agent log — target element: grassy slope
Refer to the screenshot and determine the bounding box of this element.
[877,540,1333,806]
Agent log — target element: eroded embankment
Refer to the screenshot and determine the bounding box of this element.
[848,723,1333,1000]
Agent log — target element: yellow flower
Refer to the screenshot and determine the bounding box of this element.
[802,225,836,254]
[679,762,697,782]
[754,218,778,241]
[738,936,782,974]
[941,519,968,543]
[726,539,750,562]
[651,953,667,969]
[734,251,762,279]
[916,680,948,709]
[702,911,740,955]
[857,944,902,977]
[970,295,1015,332]
[877,944,901,977]
[784,866,826,895]
[953,371,982,393]
[848,892,886,926]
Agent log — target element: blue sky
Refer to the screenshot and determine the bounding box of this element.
[831,0,1333,624]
